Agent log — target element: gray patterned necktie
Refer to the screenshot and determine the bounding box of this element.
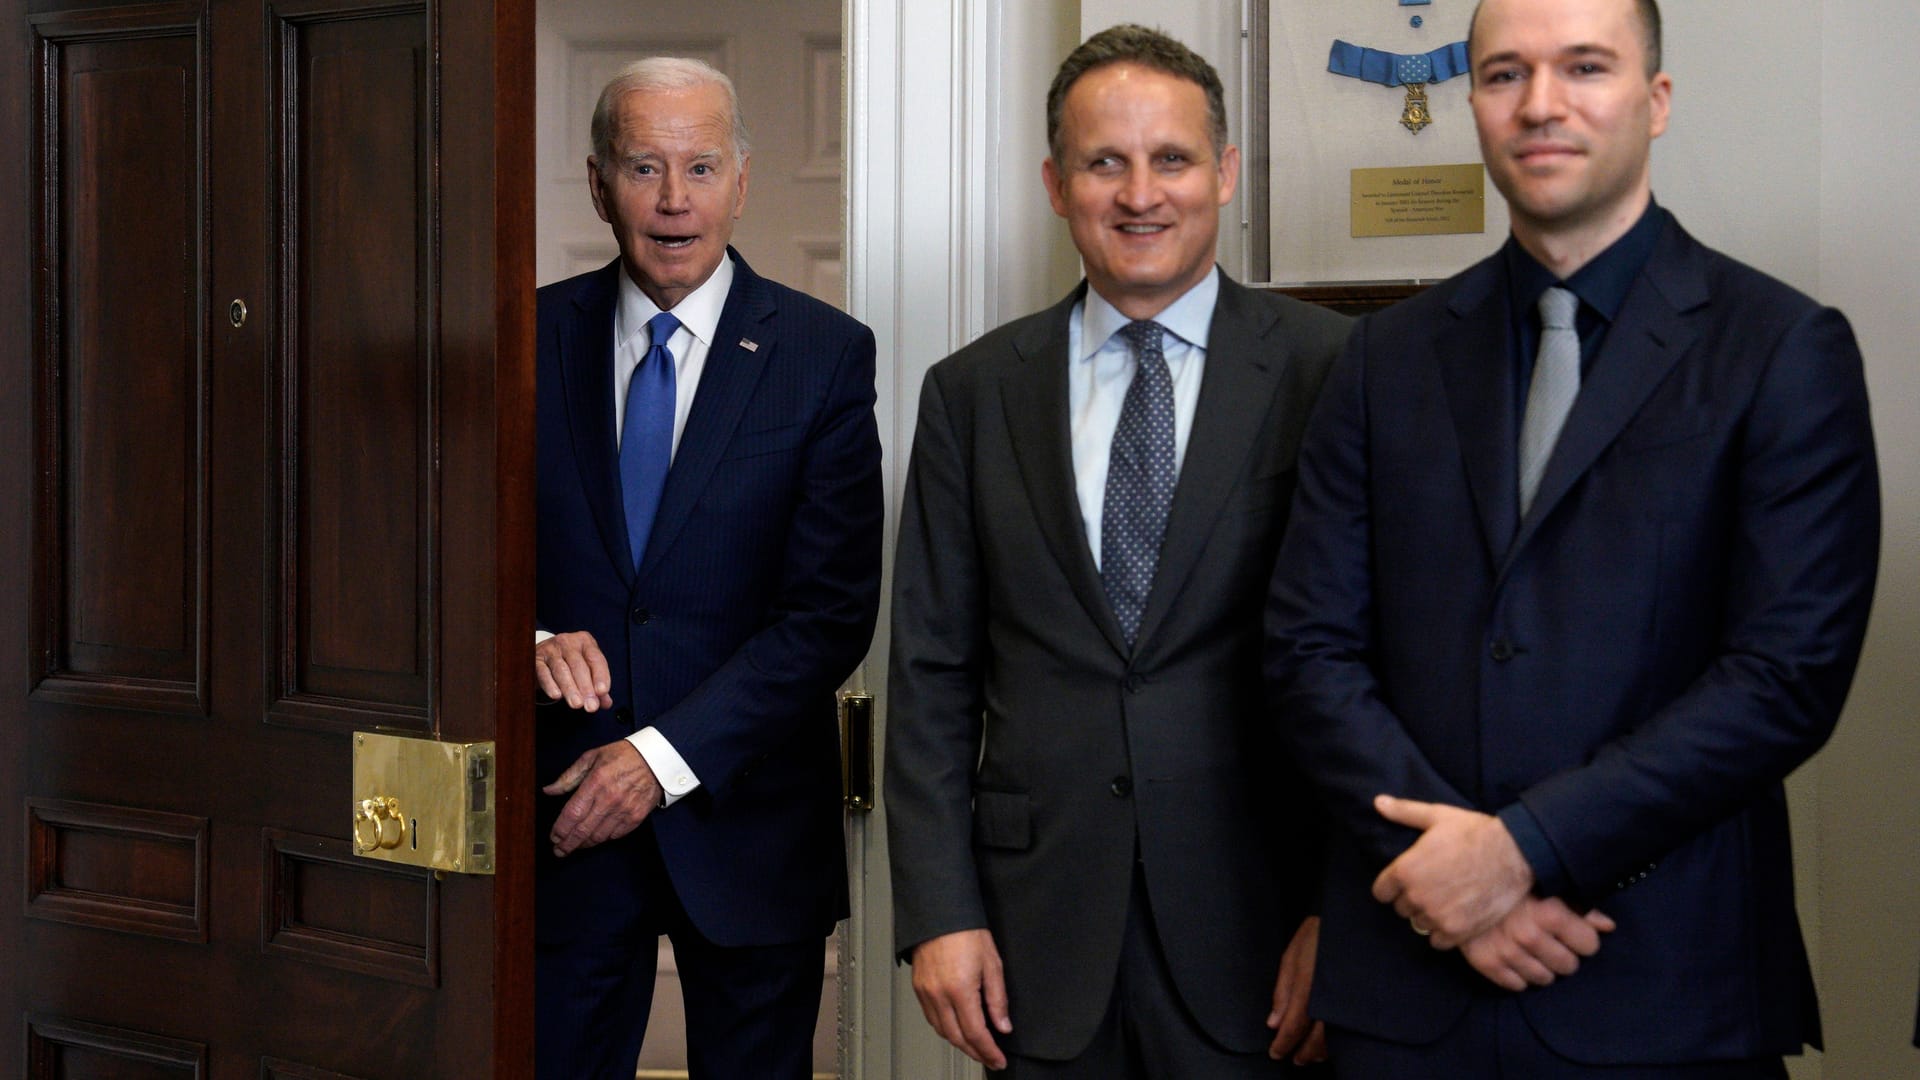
[1102,320,1177,646]
[1518,287,1580,518]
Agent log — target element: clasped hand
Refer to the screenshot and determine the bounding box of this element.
[536,630,660,857]
[1371,795,1613,990]
[536,630,613,712]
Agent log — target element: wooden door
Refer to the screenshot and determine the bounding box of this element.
[0,0,535,1075]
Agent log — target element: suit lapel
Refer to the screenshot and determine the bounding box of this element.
[1130,278,1282,653]
[1500,221,1705,578]
[1001,286,1131,657]
[638,250,775,581]
[561,261,636,584]
[1436,258,1521,563]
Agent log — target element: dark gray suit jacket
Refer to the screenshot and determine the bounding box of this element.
[885,273,1349,1058]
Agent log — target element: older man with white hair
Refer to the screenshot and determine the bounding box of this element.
[532,57,883,1078]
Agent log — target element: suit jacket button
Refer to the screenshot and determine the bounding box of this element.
[1489,639,1515,662]
[1122,674,1144,693]
[1110,776,1133,797]
[630,606,650,625]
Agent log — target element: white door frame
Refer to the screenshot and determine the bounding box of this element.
[843,0,1001,1076]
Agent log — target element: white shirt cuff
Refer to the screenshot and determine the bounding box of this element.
[534,629,555,645]
[627,726,701,806]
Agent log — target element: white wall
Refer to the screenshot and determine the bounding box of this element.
[1815,2,1920,1076]
[1654,4,1920,1076]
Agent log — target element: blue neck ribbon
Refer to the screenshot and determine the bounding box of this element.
[1328,39,1469,86]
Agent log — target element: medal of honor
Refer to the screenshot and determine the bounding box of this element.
[1327,39,1468,133]
[1401,84,1432,133]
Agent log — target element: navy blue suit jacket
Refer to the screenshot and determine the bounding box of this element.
[535,251,882,948]
[1267,216,1880,1063]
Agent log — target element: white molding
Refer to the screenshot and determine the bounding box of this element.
[951,0,1001,343]
[844,1,995,1077]
[795,235,845,310]
[797,35,846,181]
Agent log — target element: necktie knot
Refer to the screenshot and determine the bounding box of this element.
[1538,287,1578,332]
[645,311,682,356]
[1118,319,1164,356]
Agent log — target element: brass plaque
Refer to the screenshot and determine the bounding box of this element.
[351,731,496,874]
[1351,163,1486,238]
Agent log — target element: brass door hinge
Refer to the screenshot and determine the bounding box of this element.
[839,692,874,813]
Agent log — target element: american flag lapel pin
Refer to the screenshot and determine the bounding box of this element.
[739,338,759,352]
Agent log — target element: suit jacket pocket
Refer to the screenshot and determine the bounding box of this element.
[1613,414,1713,455]
[973,789,1032,851]
[1241,466,1297,515]
[718,421,808,463]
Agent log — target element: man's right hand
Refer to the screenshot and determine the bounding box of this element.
[1458,896,1615,992]
[536,631,613,712]
[910,929,1012,1070]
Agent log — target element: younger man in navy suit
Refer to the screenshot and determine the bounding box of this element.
[1268,0,1880,1075]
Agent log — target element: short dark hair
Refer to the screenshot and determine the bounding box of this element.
[1046,23,1228,163]
[1468,0,1662,79]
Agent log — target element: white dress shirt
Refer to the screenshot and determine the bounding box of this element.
[537,255,739,805]
[612,253,734,462]
[1068,269,1218,569]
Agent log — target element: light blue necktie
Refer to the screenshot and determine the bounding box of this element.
[620,311,680,570]
[1101,320,1177,647]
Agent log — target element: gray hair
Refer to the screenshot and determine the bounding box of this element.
[590,56,751,176]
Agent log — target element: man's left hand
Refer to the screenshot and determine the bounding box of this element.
[1459,896,1615,991]
[543,740,661,857]
[1370,795,1533,949]
[1267,915,1329,1064]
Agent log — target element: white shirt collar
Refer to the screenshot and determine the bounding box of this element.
[1078,267,1220,363]
[614,251,737,350]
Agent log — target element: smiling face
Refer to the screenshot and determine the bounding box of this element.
[1043,62,1238,321]
[1469,0,1669,256]
[587,80,749,310]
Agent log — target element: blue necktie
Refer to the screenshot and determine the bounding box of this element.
[1102,320,1177,647]
[620,311,680,570]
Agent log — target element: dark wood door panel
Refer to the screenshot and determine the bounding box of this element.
[274,1,434,730]
[26,797,209,942]
[261,828,439,987]
[29,2,208,716]
[2,0,533,1072]
[26,1015,206,1079]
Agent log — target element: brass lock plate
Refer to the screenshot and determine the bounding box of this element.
[351,731,496,875]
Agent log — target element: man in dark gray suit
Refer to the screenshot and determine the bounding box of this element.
[885,24,1350,1077]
